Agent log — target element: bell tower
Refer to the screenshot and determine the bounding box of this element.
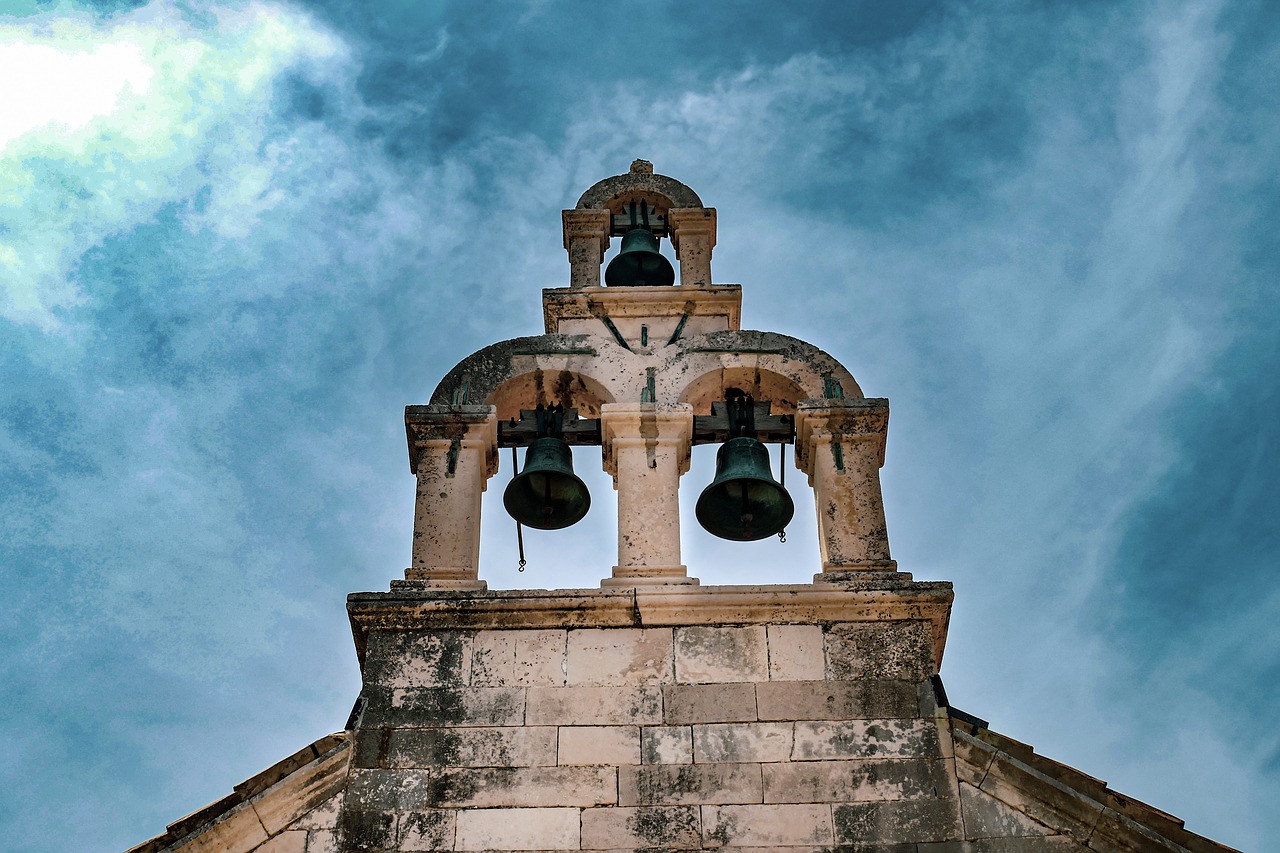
[131,162,1239,853]
[403,159,895,591]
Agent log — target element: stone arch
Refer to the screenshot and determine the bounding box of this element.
[576,172,704,213]
[661,331,862,414]
[430,335,622,419]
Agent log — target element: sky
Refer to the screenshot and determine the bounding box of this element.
[0,0,1276,850]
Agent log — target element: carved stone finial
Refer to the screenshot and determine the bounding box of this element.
[630,159,654,174]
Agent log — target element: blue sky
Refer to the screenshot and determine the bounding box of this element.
[1,1,1277,850]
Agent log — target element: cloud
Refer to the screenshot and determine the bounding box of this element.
[0,0,344,329]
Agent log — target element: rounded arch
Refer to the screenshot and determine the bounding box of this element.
[662,331,863,414]
[430,335,620,419]
[576,171,704,212]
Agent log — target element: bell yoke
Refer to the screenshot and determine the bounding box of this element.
[405,160,893,588]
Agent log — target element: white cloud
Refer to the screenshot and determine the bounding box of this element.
[0,0,345,329]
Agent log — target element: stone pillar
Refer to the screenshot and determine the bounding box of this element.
[599,402,696,586]
[668,207,716,287]
[562,209,611,289]
[404,405,498,589]
[795,398,896,578]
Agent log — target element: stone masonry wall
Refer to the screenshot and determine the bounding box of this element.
[339,618,958,851]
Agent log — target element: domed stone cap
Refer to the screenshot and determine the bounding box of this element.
[576,160,704,212]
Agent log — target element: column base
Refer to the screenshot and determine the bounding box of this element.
[401,567,488,590]
[601,566,699,587]
[815,560,899,584]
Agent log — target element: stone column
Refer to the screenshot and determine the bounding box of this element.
[795,398,896,579]
[599,402,697,586]
[562,209,611,289]
[668,207,716,287]
[404,405,498,589]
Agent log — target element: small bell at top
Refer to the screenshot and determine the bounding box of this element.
[604,228,675,287]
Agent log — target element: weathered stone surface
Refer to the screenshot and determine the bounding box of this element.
[352,727,387,769]
[978,752,1103,844]
[580,805,701,849]
[345,769,430,812]
[1086,807,1187,853]
[693,722,793,763]
[619,763,762,806]
[917,837,1087,853]
[702,803,835,846]
[663,683,758,724]
[641,725,693,764]
[302,829,338,853]
[374,687,526,727]
[386,726,558,768]
[567,627,674,685]
[284,788,342,831]
[397,809,455,851]
[526,684,662,725]
[454,807,580,851]
[764,759,952,804]
[426,766,617,807]
[365,630,472,688]
[826,621,934,681]
[834,798,963,844]
[170,806,253,853]
[675,625,769,683]
[336,809,395,852]
[471,629,567,687]
[953,728,998,786]
[756,679,919,721]
[250,745,350,834]
[253,830,306,853]
[767,624,826,681]
[558,725,640,765]
[961,781,1054,839]
[792,719,942,760]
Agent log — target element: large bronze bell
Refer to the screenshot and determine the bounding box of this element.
[695,437,794,541]
[604,228,675,287]
[503,437,591,530]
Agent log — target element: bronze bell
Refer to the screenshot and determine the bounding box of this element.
[503,437,591,530]
[695,437,794,541]
[604,228,675,287]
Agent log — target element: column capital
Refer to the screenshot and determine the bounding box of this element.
[795,398,889,474]
[599,402,694,479]
[561,208,611,251]
[405,404,498,477]
[667,206,717,248]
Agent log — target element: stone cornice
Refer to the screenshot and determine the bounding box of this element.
[346,577,953,669]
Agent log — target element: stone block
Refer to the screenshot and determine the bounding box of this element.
[764,759,952,804]
[792,719,942,760]
[249,745,351,835]
[693,722,793,764]
[766,624,825,681]
[960,781,1054,839]
[558,726,641,765]
[386,726,558,768]
[303,829,338,853]
[286,789,342,831]
[663,683,758,724]
[426,766,617,808]
[345,769,430,812]
[527,685,662,725]
[567,627,674,685]
[172,799,267,850]
[580,805,701,849]
[455,807,580,851]
[1086,808,1186,853]
[675,626,768,683]
[352,727,386,769]
[826,621,934,681]
[619,763,762,806]
[383,687,525,727]
[471,629,567,687]
[364,630,472,688]
[336,809,395,852]
[834,799,962,845]
[398,810,455,851]
[253,830,306,853]
[702,803,835,846]
[978,752,1103,843]
[642,726,693,764]
[953,729,997,786]
[756,680,919,721]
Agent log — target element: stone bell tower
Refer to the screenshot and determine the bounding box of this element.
[130,163,1238,853]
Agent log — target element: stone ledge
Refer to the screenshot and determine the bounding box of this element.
[347,580,954,669]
